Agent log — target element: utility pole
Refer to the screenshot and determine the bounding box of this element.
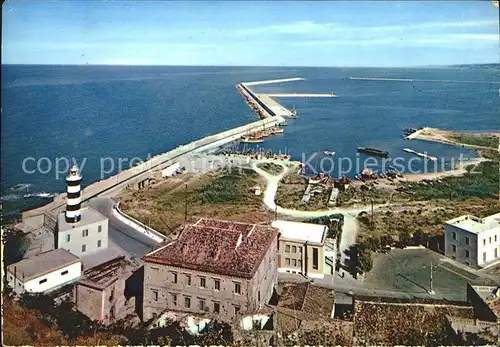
[184,183,188,222]
[424,261,437,295]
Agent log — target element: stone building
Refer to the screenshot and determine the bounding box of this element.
[142,218,280,322]
[74,254,137,325]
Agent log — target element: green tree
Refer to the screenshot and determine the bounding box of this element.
[398,230,412,247]
[358,249,373,273]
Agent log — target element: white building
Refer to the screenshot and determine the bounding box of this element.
[56,165,109,257]
[271,220,336,279]
[444,213,500,268]
[7,248,82,295]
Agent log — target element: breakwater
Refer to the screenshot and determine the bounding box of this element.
[22,113,285,226]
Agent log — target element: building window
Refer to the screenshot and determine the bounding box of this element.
[97,240,102,248]
[171,293,177,306]
[483,252,487,263]
[285,245,290,253]
[98,225,102,233]
[171,272,177,283]
[465,249,470,258]
[452,231,456,240]
[214,279,220,291]
[82,229,89,237]
[312,247,319,270]
[292,246,297,253]
[258,291,261,302]
[495,248,498,258]
[81,244,86,253]
[292,259,297,267]
[465,237,470,245]
[452,245,457,252]
[495,235,497,242]
[39,278,47,284]
[484,239,486,246]
[61,270,69,276]
[234,305,240,316]
[186,274,191,286]
[200,277,206,288]
[199,299,206,311]
[214,302,220,313]
[66,234,71,242]
[285,258,290,266]
[489,237,492,244]
[184,296,191,308]
[234,282,241,295]
[152,290,158,301]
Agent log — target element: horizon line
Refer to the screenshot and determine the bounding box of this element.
[2,62,499,69]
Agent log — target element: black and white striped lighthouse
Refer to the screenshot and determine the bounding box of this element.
[65,165,82,223]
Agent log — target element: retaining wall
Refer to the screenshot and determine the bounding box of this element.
[113,202,166,243]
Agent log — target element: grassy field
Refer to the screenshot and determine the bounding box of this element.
[408,161,499,200]
[256,162,284,175]
[356,161,500,245]
[448,133,499,149]
[118,168,271,234]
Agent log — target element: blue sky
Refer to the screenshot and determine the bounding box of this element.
[2,1,499,67]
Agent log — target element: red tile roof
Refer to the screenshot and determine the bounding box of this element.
[142,218,279,279]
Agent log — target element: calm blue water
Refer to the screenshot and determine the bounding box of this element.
[2,65,499,220]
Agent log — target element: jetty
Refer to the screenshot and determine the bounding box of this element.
[267,93,337,98]
[22,113,285,227]
[243,78,305,86]
[403,148,437,161]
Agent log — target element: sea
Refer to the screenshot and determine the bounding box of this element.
[2,65,499,221]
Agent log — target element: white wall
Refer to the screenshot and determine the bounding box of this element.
[161,162,180,177]
[9,261,82,294]
[445,223,500,268]
[476,227,500,266]
[58,219,109,257]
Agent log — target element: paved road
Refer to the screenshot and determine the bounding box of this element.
[88,198,156,257]
[278,272,446,300]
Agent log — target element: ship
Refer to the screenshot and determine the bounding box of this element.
[323,151,336,156]
[241,136,264,144]
[357,147,389,157]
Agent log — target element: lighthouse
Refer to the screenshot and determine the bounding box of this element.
[65,165,82,223]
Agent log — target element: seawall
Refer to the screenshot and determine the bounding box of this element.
[22,114,285,223]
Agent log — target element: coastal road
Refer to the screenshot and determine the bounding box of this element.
[88,198,156,257]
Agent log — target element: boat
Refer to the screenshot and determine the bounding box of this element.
[291,106,298,117]
[23,192,54,199]
[241,136,264,144]
[357,147,389,157]
[272,128,284,134]
[323,151,336,156]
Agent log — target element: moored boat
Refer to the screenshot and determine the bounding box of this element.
[357,147,389,157]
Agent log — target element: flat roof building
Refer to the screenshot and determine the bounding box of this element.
[142,218,280,322]
[57,206,109,257]
[271,220,335,279]
[74,255,138,325]
[444,213,500,268]
[7,248,82,295]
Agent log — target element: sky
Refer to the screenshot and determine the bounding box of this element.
[2,1,499,67]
